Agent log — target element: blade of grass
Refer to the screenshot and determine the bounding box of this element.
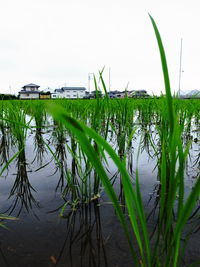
[46,103,140,265]
[149,14,174,134]
[0,148,24,176]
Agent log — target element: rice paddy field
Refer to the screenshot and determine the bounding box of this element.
[0,17,200,267]
[0,96,199,267]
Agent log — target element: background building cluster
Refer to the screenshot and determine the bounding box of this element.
[18,83,150,100]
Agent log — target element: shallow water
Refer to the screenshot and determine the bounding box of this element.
[0,122,199,267]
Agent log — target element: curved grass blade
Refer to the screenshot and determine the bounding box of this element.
[149,14,174,134]
[0,148,24,177]
[46,103,140,265]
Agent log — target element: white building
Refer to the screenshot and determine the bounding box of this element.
[51,87,86,99]
[19,83,40,99]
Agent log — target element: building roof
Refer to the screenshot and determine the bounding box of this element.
[54,89,63,93]
[108,90,121,94]
[22,83,40,88]
[61,87,86,91]
[54,87,86,93]
[19,91,40,94]
[90,90,102,94]
[134,90,147,93]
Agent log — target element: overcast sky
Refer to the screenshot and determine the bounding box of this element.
[0,0,200,95]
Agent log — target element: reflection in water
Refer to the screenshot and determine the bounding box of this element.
[32,105,48,165]
[0,104,199,266]
[32,126,47,166]
[147,177,200,247]
[0,123,10,168]
[55,200,108,267]
[0,246,9,267]
[5,148,39,216]
[52,123,68,191]
[51,125,105,204]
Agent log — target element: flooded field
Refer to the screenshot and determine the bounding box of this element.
[0,98,199,266]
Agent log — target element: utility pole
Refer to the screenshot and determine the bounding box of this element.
[178,38,183,97]
[88,74,90,93]
[109,67,111,92]
[88,73,94,94]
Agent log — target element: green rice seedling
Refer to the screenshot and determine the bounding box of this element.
[148,14,200,266]
[0,101,31,176]
[48,118,103,204]
[0,83,199,262]
[0,102,32,224]
[0,124,10,167]
[0,102,28,176]
[112,99,136,203]
[2,103,39,215]
[0,102,11,167]
[45,15,200,267]
[5,102,31,148]
[47,103,151,266]
[0,214,19,230]
[51,122,68,190]
[31,102,48,165]
[7,153,38,216]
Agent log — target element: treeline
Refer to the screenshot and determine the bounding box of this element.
[0,94,17,100]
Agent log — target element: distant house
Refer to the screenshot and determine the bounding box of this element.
[19,83,40,99]
[108,90,123,98]
[108,90,135,98]
[184,89,200,98]
[131,90,149,98]
[40,91,51,99]
[84,91,90,98]
[51,87,86,99]
[90,90,103,99]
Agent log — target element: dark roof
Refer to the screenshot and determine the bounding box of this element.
[19,91,40,94]
[134,90,147,93]
[108,90,122,94]
[54,89,63,93]
[61,87,86,91]
[22,83,40,88]
[90,90,102,94]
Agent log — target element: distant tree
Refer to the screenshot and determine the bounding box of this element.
[40,91,51,95]
[0,94,17,100]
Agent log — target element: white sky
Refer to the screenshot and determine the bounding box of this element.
[0,0,200,95]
